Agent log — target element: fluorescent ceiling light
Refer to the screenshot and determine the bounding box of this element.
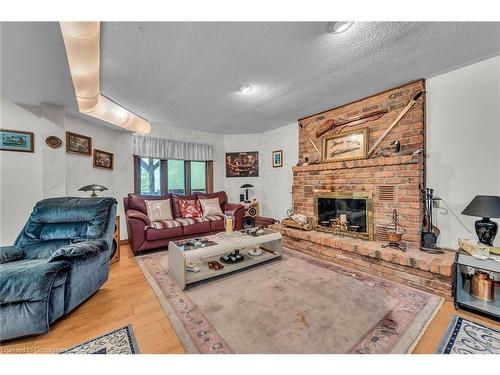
[239,84,253,94]
[60,22,151,134]
[327,21,354,34]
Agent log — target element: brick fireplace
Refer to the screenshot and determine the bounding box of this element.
[269,79,455,298]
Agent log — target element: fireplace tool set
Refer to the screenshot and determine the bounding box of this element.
[381,209,407,252]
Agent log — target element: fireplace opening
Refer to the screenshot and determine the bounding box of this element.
[314,192,373,240]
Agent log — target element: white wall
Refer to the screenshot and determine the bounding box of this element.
[0,95,227,244]
[0,96,45,244]
[427,55,500,248]
[223,122,298,220]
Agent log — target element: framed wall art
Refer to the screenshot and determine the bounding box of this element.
[0,129,34,152]
[93,149,114,170]
[66,131,92,156]
[225,151,259,177]
[272,149,283,168]
[322,128,368,163]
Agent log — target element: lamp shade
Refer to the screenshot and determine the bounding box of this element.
[462,195,500,219]
[240,184,254,189]
[79,184,108,192]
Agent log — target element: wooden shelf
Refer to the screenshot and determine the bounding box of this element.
[186,252,279,284]
[293,154,421,173]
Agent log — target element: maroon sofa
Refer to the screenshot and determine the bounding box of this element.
[124,191,244,254]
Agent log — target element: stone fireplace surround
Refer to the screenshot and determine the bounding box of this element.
[277,80,455,298]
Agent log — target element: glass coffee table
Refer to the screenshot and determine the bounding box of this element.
[168,229,282,289]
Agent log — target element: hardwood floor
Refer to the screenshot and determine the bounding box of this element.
[1,244,498,354]
[0,245,184,354]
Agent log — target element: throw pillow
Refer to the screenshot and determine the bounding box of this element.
[179,199,203,218]
[199,197,224,217]
[145,199,173,222]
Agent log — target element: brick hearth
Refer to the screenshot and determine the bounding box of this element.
[270,224,455,299]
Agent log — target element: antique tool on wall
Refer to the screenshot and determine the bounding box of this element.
[381,209,407,252]
[315,109,388,138]
[366,91,424,158]
[420,188,443,254]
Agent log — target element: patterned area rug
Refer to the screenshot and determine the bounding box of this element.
[436,316,500,354]
[137,249,443,354]
[60,325,139,354]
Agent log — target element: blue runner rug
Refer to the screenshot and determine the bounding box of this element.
[60,325,139,354]
[436,315,500,354]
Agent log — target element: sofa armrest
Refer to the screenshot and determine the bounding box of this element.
[48,239,108,262]
[0,246,25,264]
[221,202,244,213]
[127,209,151,226]
[222,202,245,230]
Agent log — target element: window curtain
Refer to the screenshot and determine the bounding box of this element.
[132,135,213,161]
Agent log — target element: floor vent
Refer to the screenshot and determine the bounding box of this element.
[377,185,396,202]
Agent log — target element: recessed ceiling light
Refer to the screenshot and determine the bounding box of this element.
[239,85,253,94]
[327,21,354,34]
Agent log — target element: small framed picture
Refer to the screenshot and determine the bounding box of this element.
[66,131,92,156]
[322,128,368,163]
[272,149,283,168]
[93,149,114,170]
[0,129,34,152]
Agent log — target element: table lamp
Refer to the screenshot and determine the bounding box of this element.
[240,183,254,203]
[79,184,109,197]
[462,195,500,246]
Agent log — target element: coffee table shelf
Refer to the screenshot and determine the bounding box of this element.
[168,229,283,289]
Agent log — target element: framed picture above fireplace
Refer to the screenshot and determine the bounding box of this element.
[322,128,368,163]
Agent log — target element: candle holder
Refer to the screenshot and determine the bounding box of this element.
[224,211,235,235]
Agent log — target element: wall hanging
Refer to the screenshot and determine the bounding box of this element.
[93,149,114,170]
[0,128,34,152]
[225,151,259,177]
[66,131,92,156]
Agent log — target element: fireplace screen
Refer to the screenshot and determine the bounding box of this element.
[314,192,373,240]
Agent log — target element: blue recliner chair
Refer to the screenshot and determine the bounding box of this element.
[0,197,117,341]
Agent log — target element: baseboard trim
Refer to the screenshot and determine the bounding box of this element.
[120,239,129,246]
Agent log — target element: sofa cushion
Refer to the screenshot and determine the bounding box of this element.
[128,194,171,214]
[145,199,173,221]
[145,226,183,241]
[0,246,25,264]
[182,221,211,236]
[171,194,197,218]
[17,197,117,246]
[207,215,225,231]
[175,217,209,226]
[199,197,224,217]
[48,239,108,262]
[197,191,228,207]
[179,199,203,218]
[150,219,181,229]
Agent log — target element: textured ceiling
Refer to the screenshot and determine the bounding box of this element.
[2,22,500,134]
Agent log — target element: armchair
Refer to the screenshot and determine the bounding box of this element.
[0,197,117,341]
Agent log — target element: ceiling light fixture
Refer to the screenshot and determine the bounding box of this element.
[60,22,151,134]
[327,21,354,34]
[239,84,253,94]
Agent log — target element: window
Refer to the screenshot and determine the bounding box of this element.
[167,160,185,194]
[138,158,161,195]
[134,157,213,195]
[190,161,206,193]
